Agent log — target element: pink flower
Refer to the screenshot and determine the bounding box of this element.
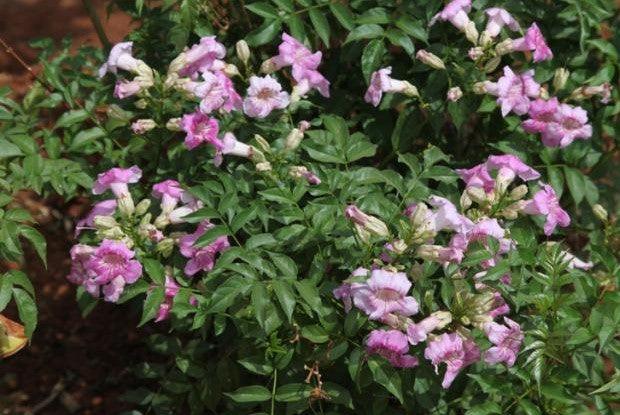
[541,104,592,148]
[407,311,452,345]
[449,218,513,255]
[351,269,419,320]
[333,267,369,312]
[92,166,142,197]
[156,275,181,322]
[179,220,230,276]
[486,154,541,182]
[428,196,474,234]
[75,199,117,236]
[222,133,252,158]
[430,0,472,31]
[483,8,520,37]
[194,71,242,114]
[424,333,480,388]
[67,244,95,285]
[86,239,142,285]
[101,276,126,303]
[559,250,593,270]
[364,67,416,107]
[491,67,540,116]
[456,163,495,193]
[523,184,570,235]
[98,42,141,77]
[416,245,464,263]
[168,192,203,224]
[181,111,221,150]
[273,33,330,98]
[522,98,559,134]
[484,317,523,366]
[152,180,185,213]
[114,79,141,99]
[489,292,510,318]
[178,36,226,78]
[512,23,553,62]
[366,329,419,368]
[243,75,290,118]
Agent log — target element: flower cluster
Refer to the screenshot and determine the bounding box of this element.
[334,152,591,388]
[66,167,229,319]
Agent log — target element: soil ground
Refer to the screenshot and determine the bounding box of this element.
[0,2,150,413]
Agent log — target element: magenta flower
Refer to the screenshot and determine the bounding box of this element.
[541,103,592,148]
[114,79,141,99]
[486,154,541,183]
[483,8,520,37]
[523,184,570,235]
[178,36,226,78]
[492,67,541,116]
[93,166,142,198]
[101,276,126,303]
[98,42,141,77]
[489,292,510,318]
[156,275,181,322]
[366,329,419,368]
[522,98,559,134]
[512,23,553,62]
[484,317,523,366]
[407,311,452,345]
[181,111,221,150]
[152,180,185,214]
[456,163,495,193]
[449,218,513,255]
[243,75,290,118]
[430,0,472,31]
[179,220,230,276]
[75,199,117,236]
[351,269,419,320]
[193,71,228,113]
[333,267,368,312]
[67,244,95,285]
[428,196,474,234]
[364,67,417,107]
[424,333,480,388]
[86,239,142,285]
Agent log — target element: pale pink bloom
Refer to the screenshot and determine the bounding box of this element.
[407,312,451,345]
[131,119,156,134]
[217,71,243,112]
[75,199,117,236]
[486,154,541,182]
[181,111,221,150]
[99,42,141,77]
[491,67,540,116]
[194,71,228,113]
[179,220,230,276]
[168,192,203,224]
[416,245,464,263]
[430,0,472,31]
[446,86,463,102]
[523,184,570,235]
[221,133,252,158]
[424,333,480,388]
[86,239,142,285]
[67,244,95,285]
[428,196,474,233]
[484,317,523,366]
[450,218,513,255]
[93,166,142,198]
[366,329,419,368]
[489,292,510,318]
[114,79,141,99]
[456,163,495,193]
[541,103,592,148]
[512,23,553,62]
[152,180,184,213]
[178,36,226,77]
[365,67,416,106]
[559,250,593,270]
[484,8,520,37]
[522,98,559,134]
[243,75,290,118]
[333,283,354,312]
[102,276,126,303]
[352,269,419,320]
[156,275,181,322]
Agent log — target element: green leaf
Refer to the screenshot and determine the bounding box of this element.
[70,127,106,150]
[207,276,246,313]
[563,166,585,205]
[0,139,23,158]
[395,15,428,44]
[6,270,35,297]
[329,3,355,30]
[275,383,312,402]
[272,279,296,323]
[346,140,377,162]
[138,287,165,327]
[246,19,282,46]
[251,282,270,326]
[295,280,321,310]
[361,38,385,82]
[18,226,46,267]
[246,233,277,250]
[518,399,542,415]
[367,356,404,404]
[225,385,271,403]
[301,324,329,343]
[344,24,384,43]
[55,109,89,129]
[194,225,229,248]
[143,258,165,284]
[13,287,37,338]
[386,28,415,56]
[309,9,330,47]
[245,2,279,18]
[230,205,258,232]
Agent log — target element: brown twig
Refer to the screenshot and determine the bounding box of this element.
[0,36,35,76]
[81,0,111,51]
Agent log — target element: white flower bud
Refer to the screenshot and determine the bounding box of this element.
[464,21,479,44]
[236,40,251,64]
[166,118,182,131]
[260,57,278,74]
[131,119,156,134]
[484,56,501,73]
[285,128,304,151]
[135,199,151,216]
[253,134,271,153]
[468,47,484,61]
[479,31,493,48]
[495,39,514,56]
[553,68,569,92]
[509,185,528,201]
[156,238,174,257]
[93,215,118,230]
[416,50,446,70]
[223,63,240,77]
[466,187,488,204]
[117,194,135,217]
[593,204,608,222]
[134,99,148,109]
[447,86,463,102]
[256,162,272,172]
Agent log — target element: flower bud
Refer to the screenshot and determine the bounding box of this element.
[156,238,174,257]
[166,118,182,131]
[460,191,472,210]
[416,50,445,70]
[553,68,569,91]
[134,99,148,109]
[285,128,304,151]
[539,86,549,100]
[106,104,133,122]
[402,81,420,98]
[223,63,240,77]
[495,39,514,56]
[509,185,528,201]
[255,161,272,172]
[484,56,501,73]
[140,212,152,227]
[135,199,151,216]
[236,40,251,64]
[154,214,170,229]
[466,186,488,204]
[429,311,452,330]
[593,204,608,222]
[479,31,493,48]
[131,119,156,135]
[93,215,118,230]
[388,239,408,254]
[447,86,463,102]
[345,205,389,238]
[254,134,271,153]
[99,226,125,240]
[468,47,484,61]
[117,193,135,217]
[167,52,187,75]
[464,21,479,44]
[260,57,278,74]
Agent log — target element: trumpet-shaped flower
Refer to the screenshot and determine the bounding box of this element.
[484,317,523,366]
[179,220,230,276]
[92,166,142,198]
[424,333,480,388]
[181,111,221,150]
[366,329,419,368]
[98,42,141,77]
[243,75,290,118]
[352,269,418,320]
[75,199,117,236]
[512,23,553,62]
[456,164,495,193]
[178,36,226,78]
[483,8,520,38]
[430,0,472,31]
[523,184,570,235]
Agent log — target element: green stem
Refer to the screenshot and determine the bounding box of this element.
[81,0,111,50]
[270,369,278,415]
